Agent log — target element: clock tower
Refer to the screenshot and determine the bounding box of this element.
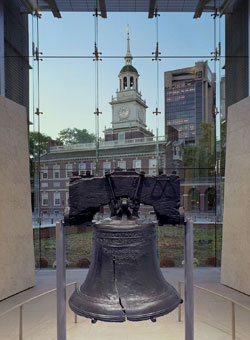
[105,31,153,141]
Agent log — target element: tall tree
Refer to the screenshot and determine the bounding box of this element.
[184,122,216,178]
[57,128,95,144]
[29,131,52,182]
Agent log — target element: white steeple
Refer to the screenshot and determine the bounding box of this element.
[108,27,150,136]
[125,26,132,65]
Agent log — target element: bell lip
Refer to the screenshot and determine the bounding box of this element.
[69,294,126,323]
[69,297,182,323]
[69,289,182,323]
[125,297,182,321]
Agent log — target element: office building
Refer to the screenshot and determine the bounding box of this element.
[164,61,215,145]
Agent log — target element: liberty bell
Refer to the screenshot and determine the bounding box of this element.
[66,170,183,322]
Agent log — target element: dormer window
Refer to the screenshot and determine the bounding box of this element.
[123,77,127,90]
[130,76,134,88]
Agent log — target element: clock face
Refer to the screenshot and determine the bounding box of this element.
[118,106,130,120]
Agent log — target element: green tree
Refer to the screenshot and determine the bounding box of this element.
[57,128,95,144]
[184,122,216,178]
[29,131,52,182]
[29,131,51,159]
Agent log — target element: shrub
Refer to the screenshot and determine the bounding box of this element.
[76,258,91,268]
[160,258,175,267]
[182,257,199,267]
[36,257,48,268]
[205,256,221,266]
[52,260,70,268]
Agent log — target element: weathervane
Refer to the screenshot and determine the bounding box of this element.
[126,24,130,36]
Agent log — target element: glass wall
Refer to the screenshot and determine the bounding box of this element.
[31,9,225,269]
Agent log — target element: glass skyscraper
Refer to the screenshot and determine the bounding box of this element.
[165,61,215,145]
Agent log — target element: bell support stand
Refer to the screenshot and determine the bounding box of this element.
[56,220,66,340]
[56,170,194,337]
[55,216,194,338]
[184,218,194,340]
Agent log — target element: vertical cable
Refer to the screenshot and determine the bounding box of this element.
[213,0,217,267]
[94,7,100,176]
[152,9,161,175]
[156,15,160,174]
[32,11,35,131]
[216,0,223,265]
[33,1,43,267]
[212,0,221,267]
[36,9,41,222]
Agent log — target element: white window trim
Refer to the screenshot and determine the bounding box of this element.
[54,192,61,206]
[118,161,126,170]
[53,165,60,179]
[133,160,141,171]
[79,162,86,176]
[91,162,96,175]
[42,192,48,206]
[66,164,73,178]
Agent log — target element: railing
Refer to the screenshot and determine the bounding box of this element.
[49,136,167,152]
[2,280,248,339]
[111,92,146,105]
[177,281,250,340]
[0,282,78,340]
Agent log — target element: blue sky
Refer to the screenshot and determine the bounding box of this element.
[30,11,225,139]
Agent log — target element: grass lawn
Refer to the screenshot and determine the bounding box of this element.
[34,224,222,268]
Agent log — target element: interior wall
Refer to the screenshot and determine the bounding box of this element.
[0,95,34,300]
[225,0,249,115]
[221,96,250,295]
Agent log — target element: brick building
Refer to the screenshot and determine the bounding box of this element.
[39,33,177,217]
[39,35,217,219]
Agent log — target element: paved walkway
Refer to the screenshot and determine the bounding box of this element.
[0,268,250,340]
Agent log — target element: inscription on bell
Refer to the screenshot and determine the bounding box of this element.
[102,247,140,261]
[95,228,156,246]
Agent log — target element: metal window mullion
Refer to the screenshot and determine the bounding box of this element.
[0,0,5,97]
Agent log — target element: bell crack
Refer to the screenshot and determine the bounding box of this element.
[113,257,127,319]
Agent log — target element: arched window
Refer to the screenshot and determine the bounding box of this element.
[188,188,200,211]
[191,188,200,211]
[205,187,216,211]
[130,76,134,88]
[123,77,127,90]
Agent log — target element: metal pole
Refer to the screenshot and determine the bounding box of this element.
[74,282,78,324]
[178,281,182,322]
[0,0,5,97]
[178,281,181,322]
[56,220,66,340]
[184,219,194,340]
[19,305,23,340]
[232,302,236,340]
[156,222,160,264]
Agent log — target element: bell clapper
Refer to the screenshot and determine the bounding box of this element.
[91,319,97,324]
[150,317,157,323]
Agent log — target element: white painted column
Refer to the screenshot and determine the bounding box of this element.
[0,0,5,97]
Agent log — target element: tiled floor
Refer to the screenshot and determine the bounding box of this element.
[1,268,250,340]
